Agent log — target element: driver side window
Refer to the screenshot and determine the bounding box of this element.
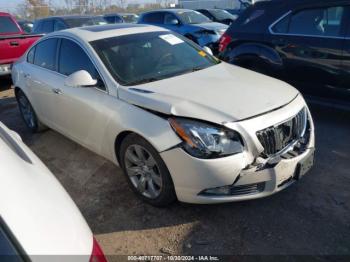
[58,39,106,91]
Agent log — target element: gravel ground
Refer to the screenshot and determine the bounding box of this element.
[1,76,349,257]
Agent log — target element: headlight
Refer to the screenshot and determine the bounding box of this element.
[169,118,244,159]
[217,29,227,35]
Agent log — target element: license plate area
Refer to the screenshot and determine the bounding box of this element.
[294,150,315,180]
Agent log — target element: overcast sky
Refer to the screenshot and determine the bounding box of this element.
[0,0,162,12]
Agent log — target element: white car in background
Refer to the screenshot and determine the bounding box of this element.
[0,122,107,262]
[11,24,315,206]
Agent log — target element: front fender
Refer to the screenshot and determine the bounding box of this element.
[102,99,182,166]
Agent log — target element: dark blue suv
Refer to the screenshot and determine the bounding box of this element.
[138,9,228,51]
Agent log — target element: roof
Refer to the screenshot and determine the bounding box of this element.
[140,9,194,15]
[0,12,12,17]
[37,15,97,21]
[104,12,138,16]
[48,23,168,42]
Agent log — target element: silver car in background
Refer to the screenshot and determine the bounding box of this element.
[12,24,315,206]
[0,122,107,261]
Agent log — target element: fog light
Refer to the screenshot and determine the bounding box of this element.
[200,183,265,196]
[201,185,231,196]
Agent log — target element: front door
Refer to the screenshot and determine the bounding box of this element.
[53,38,110,154]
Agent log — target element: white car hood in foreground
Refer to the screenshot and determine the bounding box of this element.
[0,123,92,259]
[119,62,299,124]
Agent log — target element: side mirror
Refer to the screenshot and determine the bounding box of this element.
[64,70,97,88]
[168,19,180,25]
[202,46,213,56]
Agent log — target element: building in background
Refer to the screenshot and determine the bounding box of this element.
[178,0,255,9]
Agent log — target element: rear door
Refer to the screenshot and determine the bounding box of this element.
[269,4,346,99]
[23,38,61,127]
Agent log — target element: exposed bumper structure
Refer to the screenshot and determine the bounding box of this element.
[161,95,315,204]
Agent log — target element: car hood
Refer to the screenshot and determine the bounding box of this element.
[191,22,228,31]
[118,63,299,124]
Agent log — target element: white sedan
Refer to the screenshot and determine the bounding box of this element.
[11,24,315,206]
[0,122,107,261]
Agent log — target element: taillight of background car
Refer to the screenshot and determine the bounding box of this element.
[218,33,232,52]
[90,237,108,262]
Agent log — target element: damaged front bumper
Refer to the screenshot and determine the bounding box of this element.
[160,95,315,204]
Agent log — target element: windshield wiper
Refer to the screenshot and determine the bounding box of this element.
[191,66,207,72]
[126,77,161,86]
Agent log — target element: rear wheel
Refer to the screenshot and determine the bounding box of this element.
[119,134,177,206]
[16,89,46,133]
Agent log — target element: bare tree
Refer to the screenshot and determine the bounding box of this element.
[27,0,50,18]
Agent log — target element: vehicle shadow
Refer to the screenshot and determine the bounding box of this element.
[0,76,12,92]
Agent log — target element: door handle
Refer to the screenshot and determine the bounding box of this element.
[52,88,62,95]
[24,73,31,78]
[10,41,19,46]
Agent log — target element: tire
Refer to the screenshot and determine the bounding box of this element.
[119,134,177,207]
[16,89,47,133]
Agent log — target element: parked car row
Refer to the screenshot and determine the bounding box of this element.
[0,12,42,76]
[218,0,350,106]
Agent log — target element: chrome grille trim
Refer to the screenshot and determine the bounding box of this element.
[256,108,308,157]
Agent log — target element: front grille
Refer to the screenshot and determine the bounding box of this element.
[256,108,308,157]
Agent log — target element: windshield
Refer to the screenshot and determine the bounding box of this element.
[121,14,139,23]
[210,9,237,20]
[176,11,211,24]
[91,32,219,86]
[65,17,107,28]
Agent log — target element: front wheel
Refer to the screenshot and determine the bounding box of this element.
[119,134,177,207]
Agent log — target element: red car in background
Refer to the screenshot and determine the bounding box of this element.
[0,12,42,76]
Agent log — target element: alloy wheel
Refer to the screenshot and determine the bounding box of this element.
[124,144,163,199]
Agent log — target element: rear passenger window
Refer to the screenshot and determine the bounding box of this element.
[42,20,54,33]
[58,39,105,90]
[104,16,115,24]
[34,38,58,71]
[288,6,344,37]
[115,16,123,23]
[27,47,35,64]
[271,14,290,33]
[142,13,164,24]
[54,20,66,31]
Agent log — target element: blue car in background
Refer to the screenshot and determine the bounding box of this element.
[138,9,228,53]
